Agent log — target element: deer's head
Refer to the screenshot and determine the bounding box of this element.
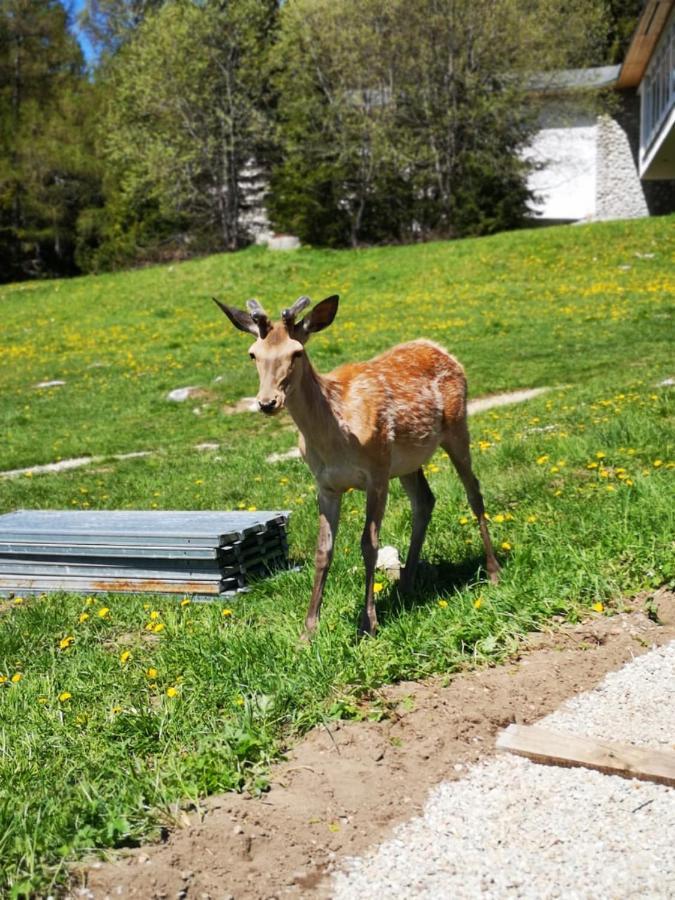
[215,294,339,415]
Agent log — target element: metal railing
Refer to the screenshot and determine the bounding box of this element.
[640,10,675,161]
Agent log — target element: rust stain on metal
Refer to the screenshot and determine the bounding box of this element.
[91,579,221,594]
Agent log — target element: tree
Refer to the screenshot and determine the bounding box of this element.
[90,0,277,268]
[603,0,643,65]
[269,0,608,247]
[78,0,164,57]
[0,0,100,280]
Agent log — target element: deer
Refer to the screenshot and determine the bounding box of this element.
[215,294,500,638]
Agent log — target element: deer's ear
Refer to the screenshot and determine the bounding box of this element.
[297,295,339,340]
[213,299,260,337]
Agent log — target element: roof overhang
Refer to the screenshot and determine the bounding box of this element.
[525,66,621,95]
[617,0,675,89]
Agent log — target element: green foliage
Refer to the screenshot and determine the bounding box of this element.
[85,0,277,271]
[270,0,608,247]
[78,0,165,56]
[0,0,102,282]
[603,0,643,65]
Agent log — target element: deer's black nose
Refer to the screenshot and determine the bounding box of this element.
[258,398,277,414]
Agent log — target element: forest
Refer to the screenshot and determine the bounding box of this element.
[0,0,642,281]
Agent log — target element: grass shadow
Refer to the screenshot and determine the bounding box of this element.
[374,553,494,627]
[346,553,496,635]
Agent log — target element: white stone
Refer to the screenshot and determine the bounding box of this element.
[267,234,301,251]
[376,545,401,577]
[266,447,303,463]
[34,380,65,389]
[167,386,202,402]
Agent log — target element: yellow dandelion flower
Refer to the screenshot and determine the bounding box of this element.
[247,506,257,512]
[11,672,22,683]
[501,541,512,551]
[152,622,165,633]
[527,515,537,523]
[586,462,598,469]
[459,516,469,525]
[149,610,160,620]
[234,696,245,706]
[373,582,384,593]
[85,596,96,606]
[59,636,75,650]
[78,612,90,623]
[146,667,158,679]
[120,650,131,664]
[58,691,72,702]
[474,597,484,609]
[492,514,505,523]
[13,597,24,605]
[437,599,448,608]
[595,452,606,459]
[536,455,549,465]
[592,602,604,613]
[97,606,110,619]
[221,608,233,617]
[0,675,6,684]
[180,597,191,607]
[166,686,179,698]
[653,459,663,468]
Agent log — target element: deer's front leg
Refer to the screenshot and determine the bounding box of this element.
[303,489,342,639]
[359,480,389,637]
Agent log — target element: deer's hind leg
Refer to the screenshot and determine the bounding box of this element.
[399,469,435,593]
[441,421,500,584]
[359,479,388,637]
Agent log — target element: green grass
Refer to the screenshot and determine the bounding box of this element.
[0,217,673,895]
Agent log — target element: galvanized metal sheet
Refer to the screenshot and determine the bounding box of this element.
[0,510,290,546]
[0,541,222,561]
[0,509,291,600]
[0,575,236,594]
[0,559,224,579]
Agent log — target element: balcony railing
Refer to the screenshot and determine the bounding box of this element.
[640,10,675,161]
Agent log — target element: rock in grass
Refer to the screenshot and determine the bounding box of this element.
[167,386,203,402]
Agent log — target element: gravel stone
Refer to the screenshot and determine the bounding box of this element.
[332,640,675,899]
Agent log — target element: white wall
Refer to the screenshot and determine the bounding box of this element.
[524,120,598,221]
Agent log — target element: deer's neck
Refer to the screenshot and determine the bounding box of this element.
[285,358,344,452]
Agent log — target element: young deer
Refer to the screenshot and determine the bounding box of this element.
[215,294,500,637]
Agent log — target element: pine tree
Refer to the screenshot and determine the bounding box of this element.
[0,0,99,280]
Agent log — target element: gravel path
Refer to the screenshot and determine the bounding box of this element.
[332,641,675,899]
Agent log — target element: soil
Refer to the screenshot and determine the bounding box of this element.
[77,588,675,900]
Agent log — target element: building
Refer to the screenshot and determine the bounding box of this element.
[526,0,675,224]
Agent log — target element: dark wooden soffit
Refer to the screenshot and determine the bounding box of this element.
[618,0,674,88]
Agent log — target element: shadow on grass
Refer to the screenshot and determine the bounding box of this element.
[360,552,496,630]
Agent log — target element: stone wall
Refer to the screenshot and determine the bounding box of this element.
[595,90,675,220]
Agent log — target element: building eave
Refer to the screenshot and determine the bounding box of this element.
[617,0,675,88]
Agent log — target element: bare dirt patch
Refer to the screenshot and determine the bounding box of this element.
[78,589,675,900]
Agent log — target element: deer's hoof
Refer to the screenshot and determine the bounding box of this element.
[358,611,378,638]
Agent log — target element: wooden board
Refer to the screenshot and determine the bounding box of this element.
[496,724,675,788]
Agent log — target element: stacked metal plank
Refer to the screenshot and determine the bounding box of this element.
[0,510,290,598]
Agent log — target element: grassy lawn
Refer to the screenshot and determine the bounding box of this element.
[0,217,673,895]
